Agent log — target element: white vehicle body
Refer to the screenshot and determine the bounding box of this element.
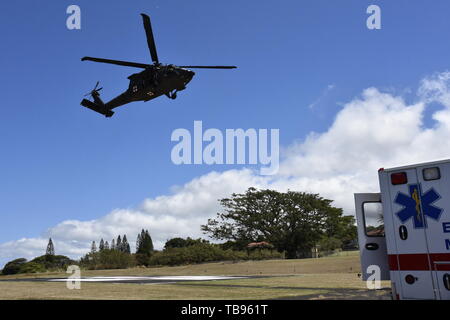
[355,159,450,300]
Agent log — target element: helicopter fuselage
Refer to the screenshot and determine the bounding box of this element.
[95,65,195,112]
[127,65,195,102]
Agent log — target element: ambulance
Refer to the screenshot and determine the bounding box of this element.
[355,159,450,300]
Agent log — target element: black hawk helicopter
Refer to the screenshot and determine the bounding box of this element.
[81,13,236,117]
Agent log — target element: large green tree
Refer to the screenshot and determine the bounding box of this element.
[201,187,355,259]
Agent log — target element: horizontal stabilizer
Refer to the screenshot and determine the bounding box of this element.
[81,99,114,117]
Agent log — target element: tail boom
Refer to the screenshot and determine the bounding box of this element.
[80,99,114,117]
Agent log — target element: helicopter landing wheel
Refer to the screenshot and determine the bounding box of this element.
[165,90,178,100]
[168,90,177,99]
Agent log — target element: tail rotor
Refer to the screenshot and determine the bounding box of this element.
[80,81,114,117]
[84,81,103,98]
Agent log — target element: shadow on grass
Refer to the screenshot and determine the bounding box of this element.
[175,282,392,300]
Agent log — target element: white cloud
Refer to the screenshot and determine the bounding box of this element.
[308,83,336,109]
[418,71,450,105]
[3,72,450,268]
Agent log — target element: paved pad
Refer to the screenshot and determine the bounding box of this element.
[2,275,251,284]
[49,275,248,283]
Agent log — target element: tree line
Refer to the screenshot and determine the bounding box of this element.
[81,229,154,269]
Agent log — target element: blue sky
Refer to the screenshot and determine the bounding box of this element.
[2,0,450,264]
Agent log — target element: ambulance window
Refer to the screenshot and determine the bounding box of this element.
[423,167,440,181]
[363,202,385,237]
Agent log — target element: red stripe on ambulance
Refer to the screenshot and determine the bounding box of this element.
[388,253,450,271]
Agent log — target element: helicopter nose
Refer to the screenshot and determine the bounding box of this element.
[184,70,195,81]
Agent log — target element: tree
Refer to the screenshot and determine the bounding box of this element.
[164,237,209,249]
[19,262,46,274]
[46,238,55,256]
[122,235,130,254]
[116,235,122,252]
[325,214,357,249]
[201,188,354,259]
[104,241,110,250]
[1,258,27,275]
[111,239,116,250]
[317,236,342,252]
[91,241,97,254]
[31,255,74,270]
[137,229,154,254]
[99,239,105,251]
[164,237,187,249]
[80,250,135,270]
[136,233,142,252]
[145,230,154,252]
[135,229,154,266]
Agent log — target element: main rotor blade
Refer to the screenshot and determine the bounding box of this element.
[178,66,237,69]
[81,57,150,68]
[141,13,159,64]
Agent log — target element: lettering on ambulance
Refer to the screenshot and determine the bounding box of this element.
[444,223,450,250]
[444,222,450,233]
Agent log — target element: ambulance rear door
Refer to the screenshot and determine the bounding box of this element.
[354,193,390,281]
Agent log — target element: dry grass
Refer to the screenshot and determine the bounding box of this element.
[0,280,324,300]
[0,274,390,300]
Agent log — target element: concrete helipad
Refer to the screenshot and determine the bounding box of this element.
[49,275,248,283]
[1,275,253,284]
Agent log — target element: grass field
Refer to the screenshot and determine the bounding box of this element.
[0,252,392,300]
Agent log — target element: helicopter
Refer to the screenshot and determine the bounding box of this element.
[80,13,236,117]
